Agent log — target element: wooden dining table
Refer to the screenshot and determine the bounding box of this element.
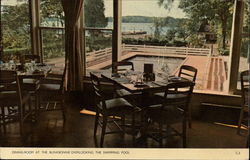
[101,71,188,95]
[99,71,191,144]
[100,71,192,113]
[17,64,52,79]
[0,63,52,79]
[0,63,52,92]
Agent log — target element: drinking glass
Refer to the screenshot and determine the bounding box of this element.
[136,72,143,83]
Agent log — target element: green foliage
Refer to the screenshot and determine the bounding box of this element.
[122,37,187,47]
[153,18,165,39]
[1,3,31,53]
[84,0,108,28]
[42,30,65,59]
[1,1,65,60]
[84,0,109,51]
[218,48,230,56]
[86,31,112,52]
[158,0,234,49]
[122,16,154,23]
[40,0,64,27]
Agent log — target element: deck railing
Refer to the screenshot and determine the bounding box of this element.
[86,44,211,67]
[123,44,211,56]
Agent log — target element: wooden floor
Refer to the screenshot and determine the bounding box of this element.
[0,102,248,148]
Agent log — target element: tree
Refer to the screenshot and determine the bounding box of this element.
[1,3,31,52]
[40,0,64,27]
[153,18,164,39]
[158,0,234,49]
[84,0,108,28]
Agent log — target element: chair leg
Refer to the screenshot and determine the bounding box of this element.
[1,106,6,133]
[94,109,99,137]
[182,119,187,148]
[34,94,39,121]
[61,100,66,122]
[121,114,125,136]
[237,107,244,134]
[188,111,192,128]
[132,111,135,146]
[38,92,41,110]
[159,123,163,147]
[19,105,24,136]
[100,116,107,147]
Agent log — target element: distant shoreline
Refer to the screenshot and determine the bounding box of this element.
[107,15,186,23]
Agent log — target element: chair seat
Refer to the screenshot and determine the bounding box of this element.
[116,89,132,97]
[22,78,40,91]
[0,91,30,106]
[154,92,187,99]
[147,105,183,124]
[98,98,138,115]
[39,83,60,91]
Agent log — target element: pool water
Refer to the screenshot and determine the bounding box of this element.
[127,55,185,75]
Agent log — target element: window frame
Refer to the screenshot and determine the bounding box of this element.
[26,0,247,95]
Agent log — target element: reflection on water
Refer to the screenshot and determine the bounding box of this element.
[106,22,169,35]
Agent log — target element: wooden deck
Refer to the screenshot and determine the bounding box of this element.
[88,51,227,92]
[46,45,227,92]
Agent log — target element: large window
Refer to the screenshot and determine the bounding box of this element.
[120,0,234,92]
[237,1,250,89]
[39,0,65,73]
[84,0,113,75]
[1,0,31,61]
[0,0,246,94]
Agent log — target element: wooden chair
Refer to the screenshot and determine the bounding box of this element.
[145,81,195,147]
[178,65,197,128]
[0,70,33,135]
[21,54,41,89]
[37,67,66,121]
[155,65,197,128]
[112,61,134,73]
[237,70,249,134]
[178,65,197,82]
[90,72,140,147]
[19,55,41,118]
[112,61,135,97]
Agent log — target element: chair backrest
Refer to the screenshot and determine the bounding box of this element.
[0,70,22,105]
[178,65,197,82]
[240,70,249,106]
[90,72,107,110]
[23,55,41,63]
[112,61,134,73]
[43,66,66,92]
[162,81,195,113]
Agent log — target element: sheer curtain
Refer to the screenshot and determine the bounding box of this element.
[61,0,84,91]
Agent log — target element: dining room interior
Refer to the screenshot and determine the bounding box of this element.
[0,0,249,149]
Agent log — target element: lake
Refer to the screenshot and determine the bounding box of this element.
[106,22,169,35]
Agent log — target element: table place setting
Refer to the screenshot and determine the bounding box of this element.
[0,60,52,79]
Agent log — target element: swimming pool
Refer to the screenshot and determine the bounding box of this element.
[125,55,185,74]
